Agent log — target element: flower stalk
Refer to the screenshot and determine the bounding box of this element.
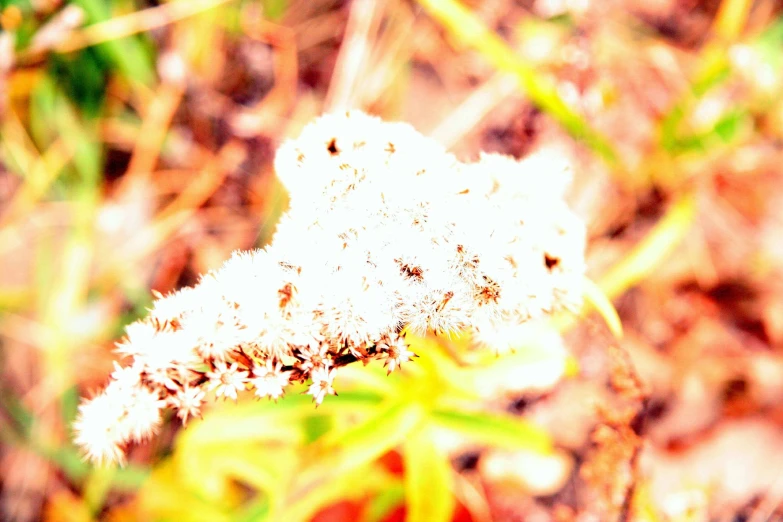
[73,111,586,464]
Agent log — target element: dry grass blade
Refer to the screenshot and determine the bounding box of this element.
[230,17,299,137]
[428,72,519,148]
[416,0,622,169]
[117,78,185,194]
[94,141,245,290]
[324,0,380,112]
[19,0,237,61]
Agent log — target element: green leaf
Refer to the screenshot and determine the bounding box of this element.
[306,401,425,478]
[174,441,299,508]
[140,458,234,522]
[271,401,423,521]
[279,464,401,522]
[361,482,405,522]
[431,409,552,454]
[48,48,108,117]
[752,16,783,72]
[174,391,388,507]
[713,109,748,142]
[402,424,455,522]
[211,446,292,496]
[179,390,384,449]
[69,0,155,85]
[262,0,288,20]
[337,362,400,397]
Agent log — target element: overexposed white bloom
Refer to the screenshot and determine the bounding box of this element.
[148,286,204,328]
[123,386,164,441]
[249,361,290,400]
[170,386,206,425]
[377,332,415,374]
[109,361,141,389]
[73,392,127,465]
[134,329,198,391]
[298,341,332,372]
[186,297,251,361]
[307,367,337,406]
[206,362,248,401]
[74,110,586,464]
[73,380,163,464]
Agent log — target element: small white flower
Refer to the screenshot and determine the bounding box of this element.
[73,392,127,465]
[131,329,199,390]
[190,304,247,361]
[123,386,164,441]
[249,362,290,400]
[170,386,206,425]
[115,321,157,358]
[298,341,332,372]
[110,361,141,389]
[206,362,248,401]
[307,367,337,406]
[403,284,473,335]
[254,314,297,358]
[377,334,415,374]
[149,286,203,328]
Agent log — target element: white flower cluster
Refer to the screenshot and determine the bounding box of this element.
[73,111,586,464]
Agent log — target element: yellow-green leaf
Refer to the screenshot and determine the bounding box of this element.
[431,409,552,454]
[279,464,401,522]
[599,194,696,299]
[403,424,455,522]
[307,401,425,478]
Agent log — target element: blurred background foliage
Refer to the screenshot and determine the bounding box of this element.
[2,0,783,521]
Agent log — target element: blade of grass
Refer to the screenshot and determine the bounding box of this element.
[599,194,696,299]
[0,107,55,257]
[417,0,621,169]
[60,0,235,53]
[24,78,103,397]
[0,138,73,228]
[19,0,237,76]
[429,72,519,148]
[94,142,243,291]
[324,0,379,112]
[117,79,185,193]
[0,105,41,176]
[580,275,623,338]
[57,0,155,85]
[659,0,752,153]
[713,0,753,41]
